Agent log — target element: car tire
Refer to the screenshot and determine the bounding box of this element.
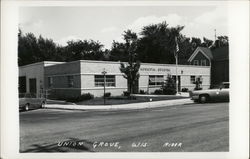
[24,104,29,111]
[41,101,45,108]
[199,95,209,103]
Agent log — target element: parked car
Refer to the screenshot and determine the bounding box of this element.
[190,82,229,103]
[19,93,45,111]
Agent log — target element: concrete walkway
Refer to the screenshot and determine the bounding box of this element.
[44,98,194,111]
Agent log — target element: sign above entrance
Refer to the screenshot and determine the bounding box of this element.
[140,67,170,72]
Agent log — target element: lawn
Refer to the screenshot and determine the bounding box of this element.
[76,95,188,105]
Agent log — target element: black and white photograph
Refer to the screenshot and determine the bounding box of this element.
[1,0,249,159]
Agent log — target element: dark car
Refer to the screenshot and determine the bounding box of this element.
[190,82,230,103]
[19,93,45,111]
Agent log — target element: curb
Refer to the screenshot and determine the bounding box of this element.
[44,98,194,111]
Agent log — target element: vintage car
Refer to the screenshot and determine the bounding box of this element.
[190,82,229,103]
[19,93,45,111]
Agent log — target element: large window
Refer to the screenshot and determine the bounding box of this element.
[149,75,164,86]
[67,76,74,87]
[95,75,115,87]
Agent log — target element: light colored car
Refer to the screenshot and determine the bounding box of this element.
[19,93,45,111]
[190,82,229,103]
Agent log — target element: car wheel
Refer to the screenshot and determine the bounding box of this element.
[41,101,45,108]
[199,95,208,103]
[24,104,29,111]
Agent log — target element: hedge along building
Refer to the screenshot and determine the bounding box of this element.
[43,60,211,98]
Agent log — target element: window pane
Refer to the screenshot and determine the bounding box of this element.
[95,75,115,87]
[149,75,164,86]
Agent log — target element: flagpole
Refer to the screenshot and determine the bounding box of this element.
[175,51,178,95]
[175,37,179,95]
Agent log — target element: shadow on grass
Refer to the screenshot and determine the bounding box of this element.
[20,138,95,153]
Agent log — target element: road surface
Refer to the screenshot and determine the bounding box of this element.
[20,102,229,152]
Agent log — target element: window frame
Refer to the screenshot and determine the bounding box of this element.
[201,60,207,66]
[193,60,199,66]
[149,75,164,86]
[190,76,196,84]
[94,75,116,87]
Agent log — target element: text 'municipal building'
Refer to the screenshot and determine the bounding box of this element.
[19,59,211,98]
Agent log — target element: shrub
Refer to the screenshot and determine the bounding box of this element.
[161,75,177,95]
[123,91,131,96]
[66,93,94,102]
[139,90,146,94]
[154,89,163,95]
[104,92,111,98]
[181,88,189,92]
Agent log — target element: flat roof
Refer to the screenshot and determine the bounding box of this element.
[22,60,210,69]
[19,61,65,68]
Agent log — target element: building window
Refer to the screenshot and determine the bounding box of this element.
[201,60,206,66]
[67,76,74,87]
[190,76,196,84]
[95,75,115,87]
[193,60,199,65]
[149,75,164,86]
[48,77,53,88]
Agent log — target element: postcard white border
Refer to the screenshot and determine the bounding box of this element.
[1,1,249,159]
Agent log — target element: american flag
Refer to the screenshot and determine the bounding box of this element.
[175,37,179,57]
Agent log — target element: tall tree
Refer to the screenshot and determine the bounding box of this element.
[64,39,105,61]
[137,21,172,63]
[119,30,141,94]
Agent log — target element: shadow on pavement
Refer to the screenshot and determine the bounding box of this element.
[20,138,94,152]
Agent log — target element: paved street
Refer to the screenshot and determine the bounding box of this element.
[20,102,229,152]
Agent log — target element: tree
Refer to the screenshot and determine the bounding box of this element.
[119,30,141,94]
[137,21,173,63]
[64,39,105,61]
[201,37,213,47]
[161,75,176,95]
[109,41,128,62]
[210,36,229,49]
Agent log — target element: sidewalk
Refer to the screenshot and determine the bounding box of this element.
[44,98,194,111]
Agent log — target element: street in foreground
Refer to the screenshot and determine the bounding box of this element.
[20,102,229,152]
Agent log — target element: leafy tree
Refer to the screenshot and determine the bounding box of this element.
[64,39,105,61]
[191,37,202,50]
[201,37,213,47]
[18,31,40,66]
[119,30,141,94]
[210,36,229,49]
[137,21,173,63]
[109,41,128,62]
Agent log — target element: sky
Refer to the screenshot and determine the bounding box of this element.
[19,4,229,49]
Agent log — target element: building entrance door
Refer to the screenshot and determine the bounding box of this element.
[19,76,26,93]
[29,78,37,96]
[173,75,181,92]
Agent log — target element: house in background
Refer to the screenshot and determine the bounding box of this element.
[188,46,229,87]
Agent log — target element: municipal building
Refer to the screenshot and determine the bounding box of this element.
[19,46,228,98]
